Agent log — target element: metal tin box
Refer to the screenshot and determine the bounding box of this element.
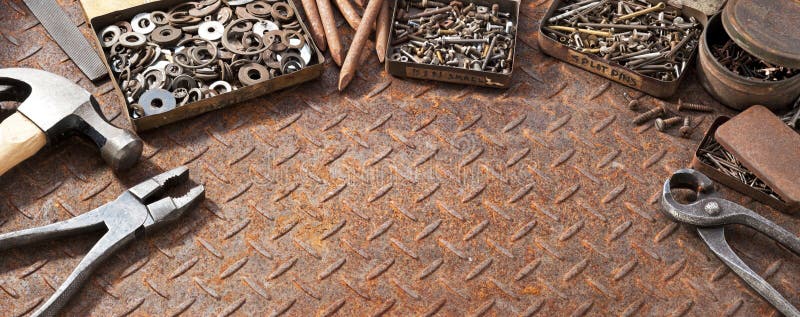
[84,0,325,131]
[696,7,800,111]
[385,0,519,88]
[691,117,797,214]
[538,0,706,98]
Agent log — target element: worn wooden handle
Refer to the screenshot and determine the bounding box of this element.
[0,112,46,176]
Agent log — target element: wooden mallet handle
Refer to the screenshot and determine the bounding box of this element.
[0,112,46,176]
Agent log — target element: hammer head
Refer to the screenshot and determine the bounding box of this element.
[0,68,142,171]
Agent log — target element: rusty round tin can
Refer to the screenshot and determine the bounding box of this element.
[697,12,800,111]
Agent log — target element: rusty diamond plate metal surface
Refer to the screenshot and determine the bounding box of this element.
[2,0,800,316]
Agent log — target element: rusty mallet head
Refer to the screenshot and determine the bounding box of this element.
[0,68,142,171]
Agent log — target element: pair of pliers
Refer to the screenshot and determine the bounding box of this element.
[661,169,800,317]
[0,166,205,317]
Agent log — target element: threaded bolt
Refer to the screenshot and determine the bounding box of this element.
[654,116,682,132]
[679,117,692,138]
[677,99,714,112]
[412,0,446,8]
[633,106,664,125]
[628,99,640,110]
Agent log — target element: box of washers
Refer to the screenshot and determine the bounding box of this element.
[80,0,325,131]
[385,0,520,88]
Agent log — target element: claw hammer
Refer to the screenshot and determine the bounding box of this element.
[0,68,142,175]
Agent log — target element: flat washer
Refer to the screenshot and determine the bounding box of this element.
[165,63,184,77]
[282,29,305,49]
[150,25,183,46]
[209,81,233,94]
[271,2,294,22]
[132,13,156,34]
[198,21,225,41]
[238,63,270,86]
[253,20,280,36]
[100,25,121,48]
[119,32,147,48]
[150,11,169,25]
[246,1,272,16]
[138,89,177,116]
[299,43,312,64]
[279,51,305,74]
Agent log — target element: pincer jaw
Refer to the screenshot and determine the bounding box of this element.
[144,185,205,229]
[661,168,718,222]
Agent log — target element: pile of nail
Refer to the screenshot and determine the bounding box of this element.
[780,97,800,130]
[97,0,317,118]
[389,0,517,73]
[698,134,779,200]
[711,39,798,81]
[544,0,701,81]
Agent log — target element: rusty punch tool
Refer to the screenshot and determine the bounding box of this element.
[0,166,205,317]
[0,68,142,176]
[661,169,800,317]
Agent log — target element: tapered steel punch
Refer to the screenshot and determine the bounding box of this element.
[661,169,800,317]
[0,166,205,317]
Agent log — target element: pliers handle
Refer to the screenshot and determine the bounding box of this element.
[0,166,204,317]
[661,169,800,317]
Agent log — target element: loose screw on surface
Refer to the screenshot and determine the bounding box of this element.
[679,117,692,138]
[627,99,640,110]
[632,106,664,125]
[655,116,682,132]
[677,99,714,112]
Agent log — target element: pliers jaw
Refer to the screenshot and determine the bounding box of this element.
[144,185,205,229]
[128,166,206,230]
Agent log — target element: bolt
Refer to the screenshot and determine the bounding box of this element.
[632,106,664,125]
[677,99,714,112]
[679,117,692,138]
[408,6,453,19]
[412,0,446,8]
[481,36,497,70]
[440,37,489,45]
[654,116,682,132]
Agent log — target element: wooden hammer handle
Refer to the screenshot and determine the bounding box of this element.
[0,112,46,176]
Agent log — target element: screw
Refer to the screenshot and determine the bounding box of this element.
[654,116,682,132]
[632,106,664,125]
[677,99,714,112]
[627,99,640,110]
[679,117,692,138]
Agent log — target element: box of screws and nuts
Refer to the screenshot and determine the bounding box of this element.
[385,0,520,88]
[538,0,707,98]
[87,0,325,131]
